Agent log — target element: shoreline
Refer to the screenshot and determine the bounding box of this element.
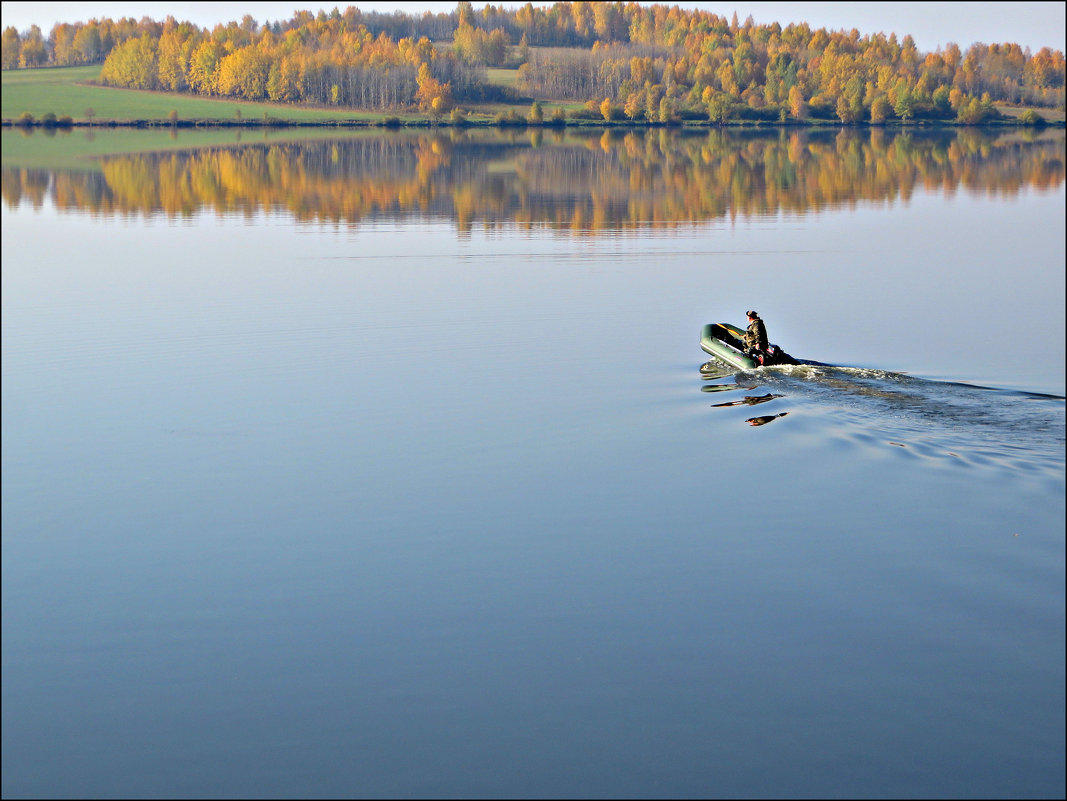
[5,117,1064,130]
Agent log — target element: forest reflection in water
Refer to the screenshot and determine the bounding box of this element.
[3,126,1064,230]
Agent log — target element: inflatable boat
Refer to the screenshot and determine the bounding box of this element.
[700,322,798,370]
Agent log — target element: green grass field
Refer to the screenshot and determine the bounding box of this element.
[486,68,520,88]
[995,103,1066,122]
[1,65,421,123]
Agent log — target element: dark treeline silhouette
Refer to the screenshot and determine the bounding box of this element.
[4,127,1062,231]
[2,3,1064,121]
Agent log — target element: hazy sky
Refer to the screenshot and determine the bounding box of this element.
[1,1,1064,53]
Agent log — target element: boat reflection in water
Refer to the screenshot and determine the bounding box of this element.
[701,362,791,426]
[711,393,783,407]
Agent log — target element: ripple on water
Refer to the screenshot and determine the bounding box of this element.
[699,361,1066,478]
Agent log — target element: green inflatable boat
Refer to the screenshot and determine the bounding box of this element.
[700,322,798,370]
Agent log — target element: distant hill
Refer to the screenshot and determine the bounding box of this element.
[3,3,1064,125]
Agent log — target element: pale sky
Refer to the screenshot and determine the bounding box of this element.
[1,1,1064,53]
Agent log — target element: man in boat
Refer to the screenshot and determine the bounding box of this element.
[742,310,769,357]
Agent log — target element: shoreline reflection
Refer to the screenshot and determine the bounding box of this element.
[3,128,1063,231]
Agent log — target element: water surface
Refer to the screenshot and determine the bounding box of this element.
[2,127,1064,799]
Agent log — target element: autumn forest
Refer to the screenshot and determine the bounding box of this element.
[2,2,1065,125]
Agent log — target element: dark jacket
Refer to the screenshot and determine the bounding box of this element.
[743,316,768,352]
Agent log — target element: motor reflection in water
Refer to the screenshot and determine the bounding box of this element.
[747,413,789,426]
[701,361,790,427]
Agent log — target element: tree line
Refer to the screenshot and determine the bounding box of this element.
[2,3,1064,123]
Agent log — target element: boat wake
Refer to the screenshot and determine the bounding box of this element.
[700,361,1066,476]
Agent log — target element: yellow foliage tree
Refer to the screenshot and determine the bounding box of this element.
[788,85,808,119]
[100,35,158,90]
[416,62,452,113]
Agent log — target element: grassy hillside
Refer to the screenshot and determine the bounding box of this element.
[995,104,1065,123]
[1,66,416,123]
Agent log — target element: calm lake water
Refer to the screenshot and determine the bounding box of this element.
[2,127,1064,799]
